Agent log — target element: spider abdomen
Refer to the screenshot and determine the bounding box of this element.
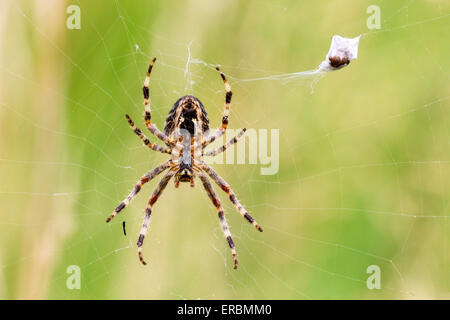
[163,95,209,137]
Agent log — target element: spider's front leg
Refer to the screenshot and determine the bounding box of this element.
[142,58,175,147]
[203,67,232,147]
[137,167,177,265]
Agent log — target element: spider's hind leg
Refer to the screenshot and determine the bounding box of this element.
[137,168,176,265]
[199,173,238,269]
[201,162,263,232]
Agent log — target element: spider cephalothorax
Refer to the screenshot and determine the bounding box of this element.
[106,58,262,269]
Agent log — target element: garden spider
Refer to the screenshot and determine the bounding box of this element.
[106,58,262,269]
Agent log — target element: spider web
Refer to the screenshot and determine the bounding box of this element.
[0,0,449,299]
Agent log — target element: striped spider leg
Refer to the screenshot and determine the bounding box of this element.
[197,170,238,268]
[135,137,193,264]
[106,141,184,264]
[194,160,262,269]
[193,118,242,268]
[202,67,232,147]
[106,160,172,223]
[200,161,263,232]
[125,114,171,154]
[136,140,185,264]
[203,128,247,157]
[143,58,175,147]
[137,166,178,265]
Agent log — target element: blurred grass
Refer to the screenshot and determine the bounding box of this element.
[0,0,449,299]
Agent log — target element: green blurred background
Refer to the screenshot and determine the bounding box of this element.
[0,0,449,299]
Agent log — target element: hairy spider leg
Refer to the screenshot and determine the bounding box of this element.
[203,67,232,147]
[125,114,171,154]
[201,162,263,232]
[203,128,247,157]
[199,172,238,269]
[137,168,176,265]
[143,58,174,147]
[106,161,171,223]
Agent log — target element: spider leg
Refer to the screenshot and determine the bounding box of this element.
[201,162,263,232]
[199,173,238,269]
[203,128,246,157]
[106,160,171,223]
[137,168,176,265]
[142,58,174,147]
[203,67,232,147]
[125,114,171,154]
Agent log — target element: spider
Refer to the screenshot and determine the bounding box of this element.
[106,58,262,269]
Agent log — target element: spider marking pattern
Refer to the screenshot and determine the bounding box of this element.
[106,58,262,269]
